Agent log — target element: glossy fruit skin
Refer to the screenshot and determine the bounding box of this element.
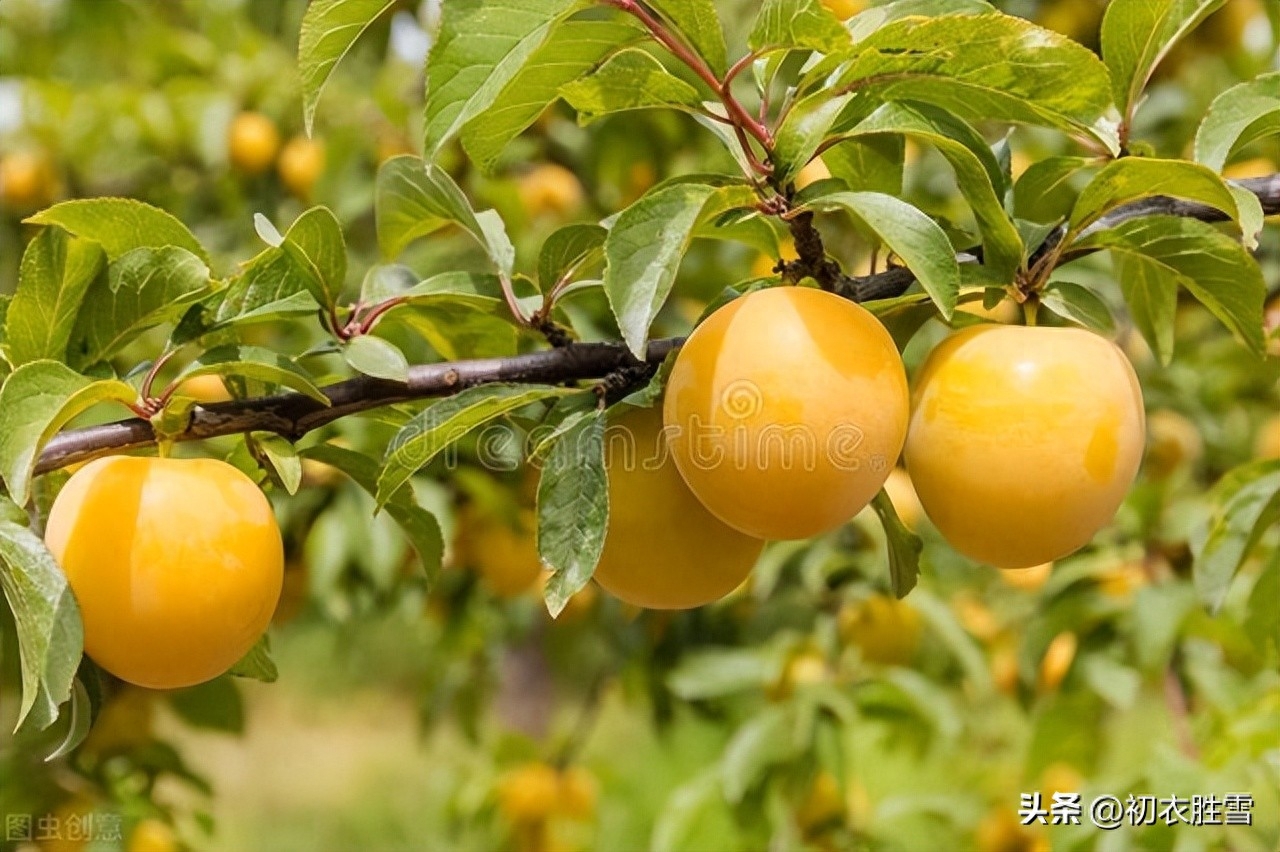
[45,456,283,689]
[664,286,909,540]
[905,325,1145,569]
[593,407,764,609]
[227,111,280,174]
[277,136,326,199]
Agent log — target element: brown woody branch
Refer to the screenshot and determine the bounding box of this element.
[31,175,1280,477]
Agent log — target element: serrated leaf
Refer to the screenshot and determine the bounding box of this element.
[377,384,565,507]
[178,345,329,404]
[298,0,398,132]
[0,361,136,506]
[227,635,278,683]
[424,0,581,157]
[1074,215,1265,360]
[649,0,727,74]
[69,246,213,369]
[460,19,642,171]
[802,190,960,317]
[604,182,719,357]
[281,207,347,315]
[6,229,105,367]
[537,410,608,617]
[538,224,607,290]
[213,247,319,327]
[1194,71,1280,172]
[1068,157,1241,236]
[303,443,444,584]
[561,48,703,125]
[1013,156,1102,223]
[0,519,83,730]
[749,0,849,54]
[871,490,922,599]
[1041,280,1116,333]
[25,198,208,265]
[1191,460,1280,611]
[828,13,1116,150]
[343,334,409,382]
[847,101,1022,281]
[1101,0,1226,121]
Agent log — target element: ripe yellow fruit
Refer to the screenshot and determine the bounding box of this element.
[558,766,599,820]
[277,136,326,200]
[797,770,845,831]
[1223,156,1276,179]
[1254,414,1280,460]
[957,297,1021,325]
[454,505,543,597]
[228,111,281,174]
[593,407,764,609]
[905,326,1145,569]
[1038,631,1077,692]
[45,456,284,689]
[990,642,1020,695]
[795,156,831,189]
[1039,762,1084,799]
[1145,409,1202,479]
[881,467,923,531]
[1001,561,1053,591]
[820,0,866,19]
[953,593,1000,643]
[1096,558,1148,599]
[664,286,909,540]
[839,594,921,665]
[127,819,178,852]
[498,762,562,823]
[771,649,829,698]
[518,163,584,219]
[975,806,1047,852]
[0,150,55,210]
[178,374,232,404]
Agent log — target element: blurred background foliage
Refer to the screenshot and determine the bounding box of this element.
[2,0,1280,850]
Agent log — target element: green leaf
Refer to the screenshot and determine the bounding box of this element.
[1068,157,1242,236]
[561,48,703,125]
[846,0,994,41]
[69,246,213,369]
[1013,156,1102,223]
[649,0,727,74]
[604,182,718,357]
[537,410,608,617]
[1040,280,1116,333]
[871,490,922,599]
[828,13,1116,150]
[538,224,607,290]
[343,334,409,382]
[749,0,849,54]
[423,0,580,157]
[822,135,905,195]
[802,191,960,317]
[227,635,278,683]
[651,772,723,852]
[25,198,209,265]
[6,229,105,366]
[0,361,135,506]
[1101,0,1226,121]
[178,345,329,404]
[721,705,800,803]
[668,646,786,700]
[281,207,347,316]
[212,247,319,327]
[1191,460,1280,611]
[773,92,854,185]
[1074,215,1266,361]
[168,677,245,733]
[298,0,398,132]
[460,19,642,171]
[1194,71,1280,172]
[0,519,83,730]
[1245,551,1280,652]
[303,443,445,585]
[377,384,565,507]
[45,679,92,761]
[375,157,514,274]
[847,101,1022,281]
[250,433,303,496]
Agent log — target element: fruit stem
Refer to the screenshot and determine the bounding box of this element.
[1023,297,1039,327]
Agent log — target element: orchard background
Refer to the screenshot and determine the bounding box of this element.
[2,0,1280,850]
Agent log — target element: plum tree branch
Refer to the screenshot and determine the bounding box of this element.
[31,175,1280,477]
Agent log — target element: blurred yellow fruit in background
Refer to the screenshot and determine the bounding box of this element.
[795,156,831,189]
[228,111,281,174]
[557,766,598,820]
[0,150,55,210]
[454,505,543,598]
[975,806,1049,852]
[498,762,562,824]
[1144,409,1203,479]
[278,136,326,200]
[839,594,922,665]
[1038,632,1077,692]
[797,770,845,831]
[178,374,233,404]
[1253,413,1280,460]
[127,819,178,852]
[518,163,584,219]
